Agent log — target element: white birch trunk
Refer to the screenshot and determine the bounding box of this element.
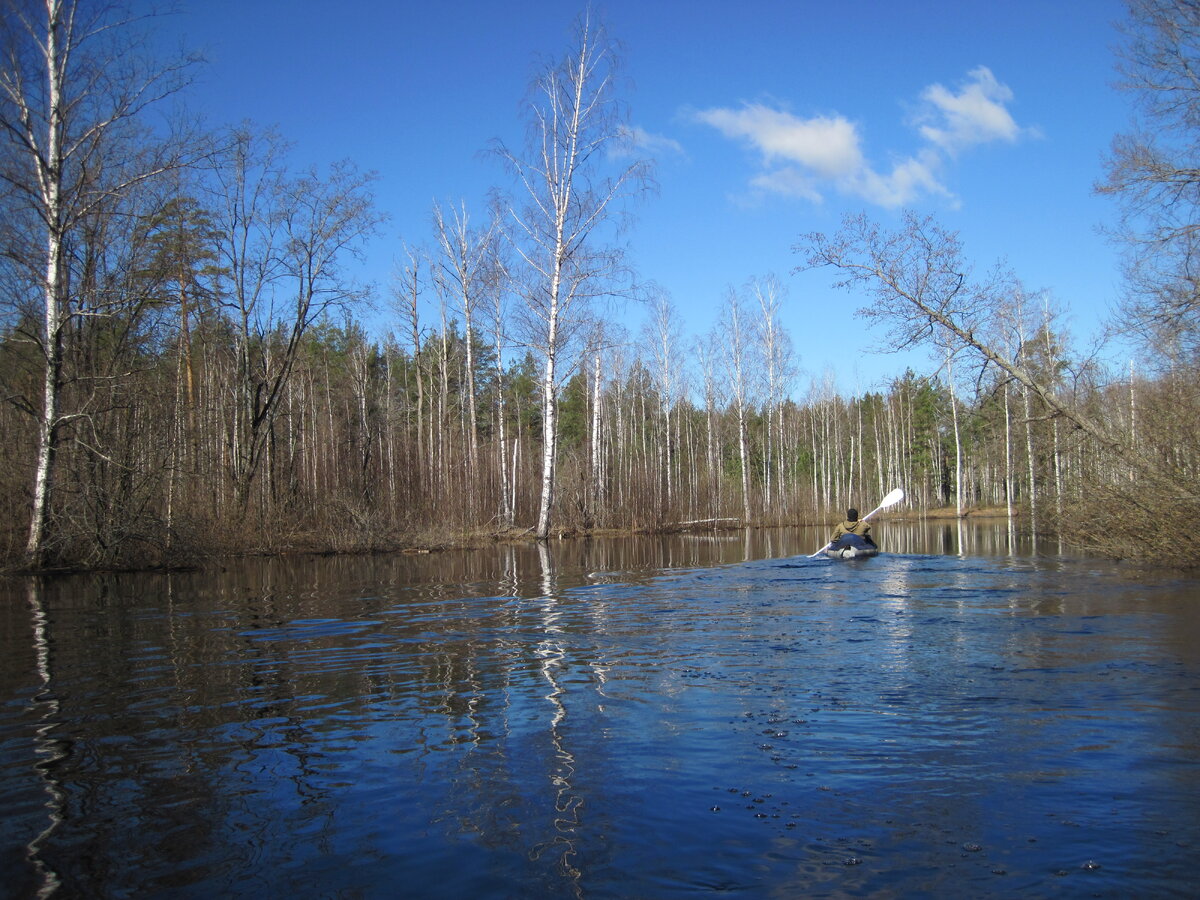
[737,403,751,524]
[946,353,964,517]
[591,351,603,516]
[25,3,66,566]
[1004,380,1015,547]
[536,283,561,540]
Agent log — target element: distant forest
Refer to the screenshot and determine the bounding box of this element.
[2,0,1198,570]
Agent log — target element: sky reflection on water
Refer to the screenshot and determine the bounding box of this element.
[1,522,1198,898]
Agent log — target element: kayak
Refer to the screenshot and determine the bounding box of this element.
[824,534,880,559]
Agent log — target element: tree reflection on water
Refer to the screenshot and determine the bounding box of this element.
[1,522,1197,897]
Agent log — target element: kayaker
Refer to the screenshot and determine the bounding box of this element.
[831,508,876,546]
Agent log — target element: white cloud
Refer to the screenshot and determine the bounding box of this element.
[917,66,1022,153]
[749,166,825,203]
[849,149,957,209]
[614,125,684,158]
[694,104,863,178]
[694,67,1025,209]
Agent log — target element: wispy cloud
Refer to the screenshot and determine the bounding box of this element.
[614,125,684,159]
[848,148,955,208]
[917,66,1025,153]
[693,66,1027,208]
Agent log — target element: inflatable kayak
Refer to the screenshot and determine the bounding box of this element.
[824,534,880,559]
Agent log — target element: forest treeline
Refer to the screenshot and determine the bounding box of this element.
[1,0,1198,570]
[0,250,1180,567]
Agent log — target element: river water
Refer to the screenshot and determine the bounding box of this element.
[1,522,1198,898]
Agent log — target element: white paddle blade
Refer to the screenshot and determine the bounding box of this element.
[860,488,906,524]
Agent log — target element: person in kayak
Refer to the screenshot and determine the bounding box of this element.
[830,508,877,547]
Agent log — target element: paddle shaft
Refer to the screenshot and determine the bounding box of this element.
[858,499,890,524]
[809,488,904,558]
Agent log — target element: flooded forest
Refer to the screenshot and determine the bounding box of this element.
[2,1,1199,571]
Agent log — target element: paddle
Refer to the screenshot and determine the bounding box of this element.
[809,487,906,558]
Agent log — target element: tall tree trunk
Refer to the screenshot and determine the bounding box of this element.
[1024,383,1038,537]
[23,4,67,567]
[737,401,751,524]
[1004,379,1016,549]
[27,234,64,566]
[946,352,964,517]
[496,13,649,540]
[494,307,512,529]
[591,351,604,520]
[537,311,560,539]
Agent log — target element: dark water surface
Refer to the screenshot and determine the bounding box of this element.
[2,523,1199,898]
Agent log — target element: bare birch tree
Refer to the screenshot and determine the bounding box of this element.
[490,249,516,529]
[798,210,1200,557]
[493,11,651,540]
[718,286,755,524]
[0,0,199,566]
[391,241,428,493]
[750,274,794,516]
[211,126,381,513]
[1100,0,1200,365]
[432,200,499,478]
[694,332,722,518]
[941,345,965,517]
[643,287,682,511]
[797,213,1128,461]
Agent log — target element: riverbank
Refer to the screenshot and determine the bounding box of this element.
[247,505,1021,559]
[0,505,1023,575]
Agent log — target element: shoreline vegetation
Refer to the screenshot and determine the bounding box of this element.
[3,4,1199,576]
[0,506,1030,578]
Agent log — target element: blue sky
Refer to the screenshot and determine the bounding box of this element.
[153,0,1132,393]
